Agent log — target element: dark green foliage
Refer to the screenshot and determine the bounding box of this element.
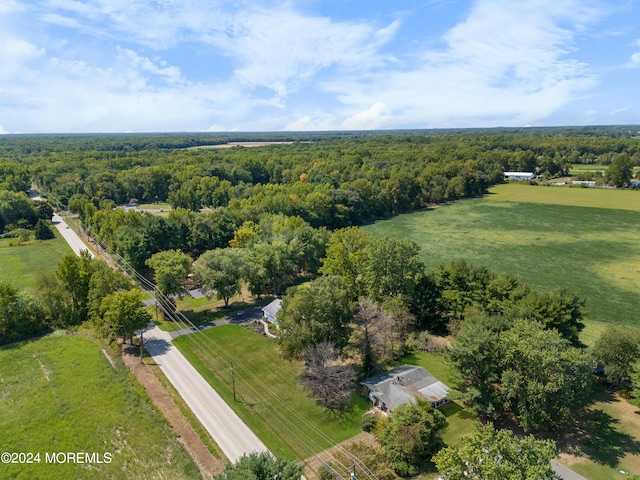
[95,289,151,343]
[55,251,96,325]
[434,423,559,479]
[278,276,354,360]
[146,250,192,297]
[447,316,509,416]
[449,317,594,432]
[605,153,634,187]
[375,397,447,476]
[360,412,381,432]
[34,219,54,240]
[593,326,640,387]
[0,282,46,345]
[216,452,303,480]
[0,190,37,233]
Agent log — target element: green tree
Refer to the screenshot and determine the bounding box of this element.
[96,289,151,343]
[192,248,247,307]
[593,326,640,387]
[34,269,66,326]
[605,153,633,187]
[229,220,262,248]
[434,423,559,480]
[319,227,372,298]
[499,320,593,432]
[146,250,192,297]
[56,251,95,324]
[375,397,447,477]
[515,288,585,346]
[34,218,54,240]
[251,240,298,296]
[215,451,303,480]
[360,237,424,302]
[0,282,46,345]
[277,275,354,360]
[447,316,508,416]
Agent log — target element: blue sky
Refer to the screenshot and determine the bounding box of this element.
[0,0,639,133]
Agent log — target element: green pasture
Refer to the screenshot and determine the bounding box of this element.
[173,325,368,461]
[0,333,198,480]
[364,183,640,339]
[0,231,72,290]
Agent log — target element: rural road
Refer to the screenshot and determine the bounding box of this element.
[49,205,268,463]
[143,323,270,463]
[51,213,95,258]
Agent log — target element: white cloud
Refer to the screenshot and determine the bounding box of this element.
[0,125,10,134]
[321,0,603,128]
[340,102,391,130]
[627,51,640,68]
[117,47,184,86]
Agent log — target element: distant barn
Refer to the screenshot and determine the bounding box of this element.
[504,171,535,181]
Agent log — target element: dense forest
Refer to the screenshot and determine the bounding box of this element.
[2,127,640,477]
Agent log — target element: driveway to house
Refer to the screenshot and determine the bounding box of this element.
[143,323,270,463]
[51,213,95,259]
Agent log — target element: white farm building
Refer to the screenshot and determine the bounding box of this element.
[504,171,535,181]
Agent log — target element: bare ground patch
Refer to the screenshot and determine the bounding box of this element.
[121,344,224,479]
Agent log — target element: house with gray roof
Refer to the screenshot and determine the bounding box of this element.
[361,364,450,414]
[261,298,282,324]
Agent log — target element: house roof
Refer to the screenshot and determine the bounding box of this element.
[261,298,282,319]
[361,365,450,411]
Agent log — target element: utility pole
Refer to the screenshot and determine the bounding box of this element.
[230,361,236,401]
[350,464,356,480]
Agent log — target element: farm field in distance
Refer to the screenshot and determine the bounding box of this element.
[0,231,72,290]
[0,333,198,480]
[364,183,640,344]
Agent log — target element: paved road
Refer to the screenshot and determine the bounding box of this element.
[51,206,269,463]
[143,323,270,462]
[51,213,95,258]
[551,460,588,480]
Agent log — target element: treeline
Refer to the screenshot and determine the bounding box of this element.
[0,252,148,346]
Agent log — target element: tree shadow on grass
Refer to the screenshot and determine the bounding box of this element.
[556,390,640,468]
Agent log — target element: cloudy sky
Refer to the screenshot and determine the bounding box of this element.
[0,0,639,133]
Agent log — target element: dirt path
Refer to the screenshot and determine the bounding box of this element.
[121,344,224,479]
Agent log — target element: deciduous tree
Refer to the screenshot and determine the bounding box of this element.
[215,451,303,480]
[146,249,192,297]
[376,397,447,477]
[593,326,640,387]
[434,423,559,480]
[277,275,354,360]
[192,248,246,307]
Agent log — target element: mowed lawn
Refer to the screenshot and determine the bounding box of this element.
[174,325,369,461]
[0,333,198,480]
[364,183,640,343]
[0,231,72,290]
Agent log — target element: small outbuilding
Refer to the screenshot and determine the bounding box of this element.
[261,298,282,324]
[361,365,450,414]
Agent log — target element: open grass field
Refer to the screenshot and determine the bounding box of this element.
[0,231,71,290]
[364,183,640,344]
[173,325,369,463]
[0,332,198,480]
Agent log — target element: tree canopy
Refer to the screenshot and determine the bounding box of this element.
[434,423,559,480]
